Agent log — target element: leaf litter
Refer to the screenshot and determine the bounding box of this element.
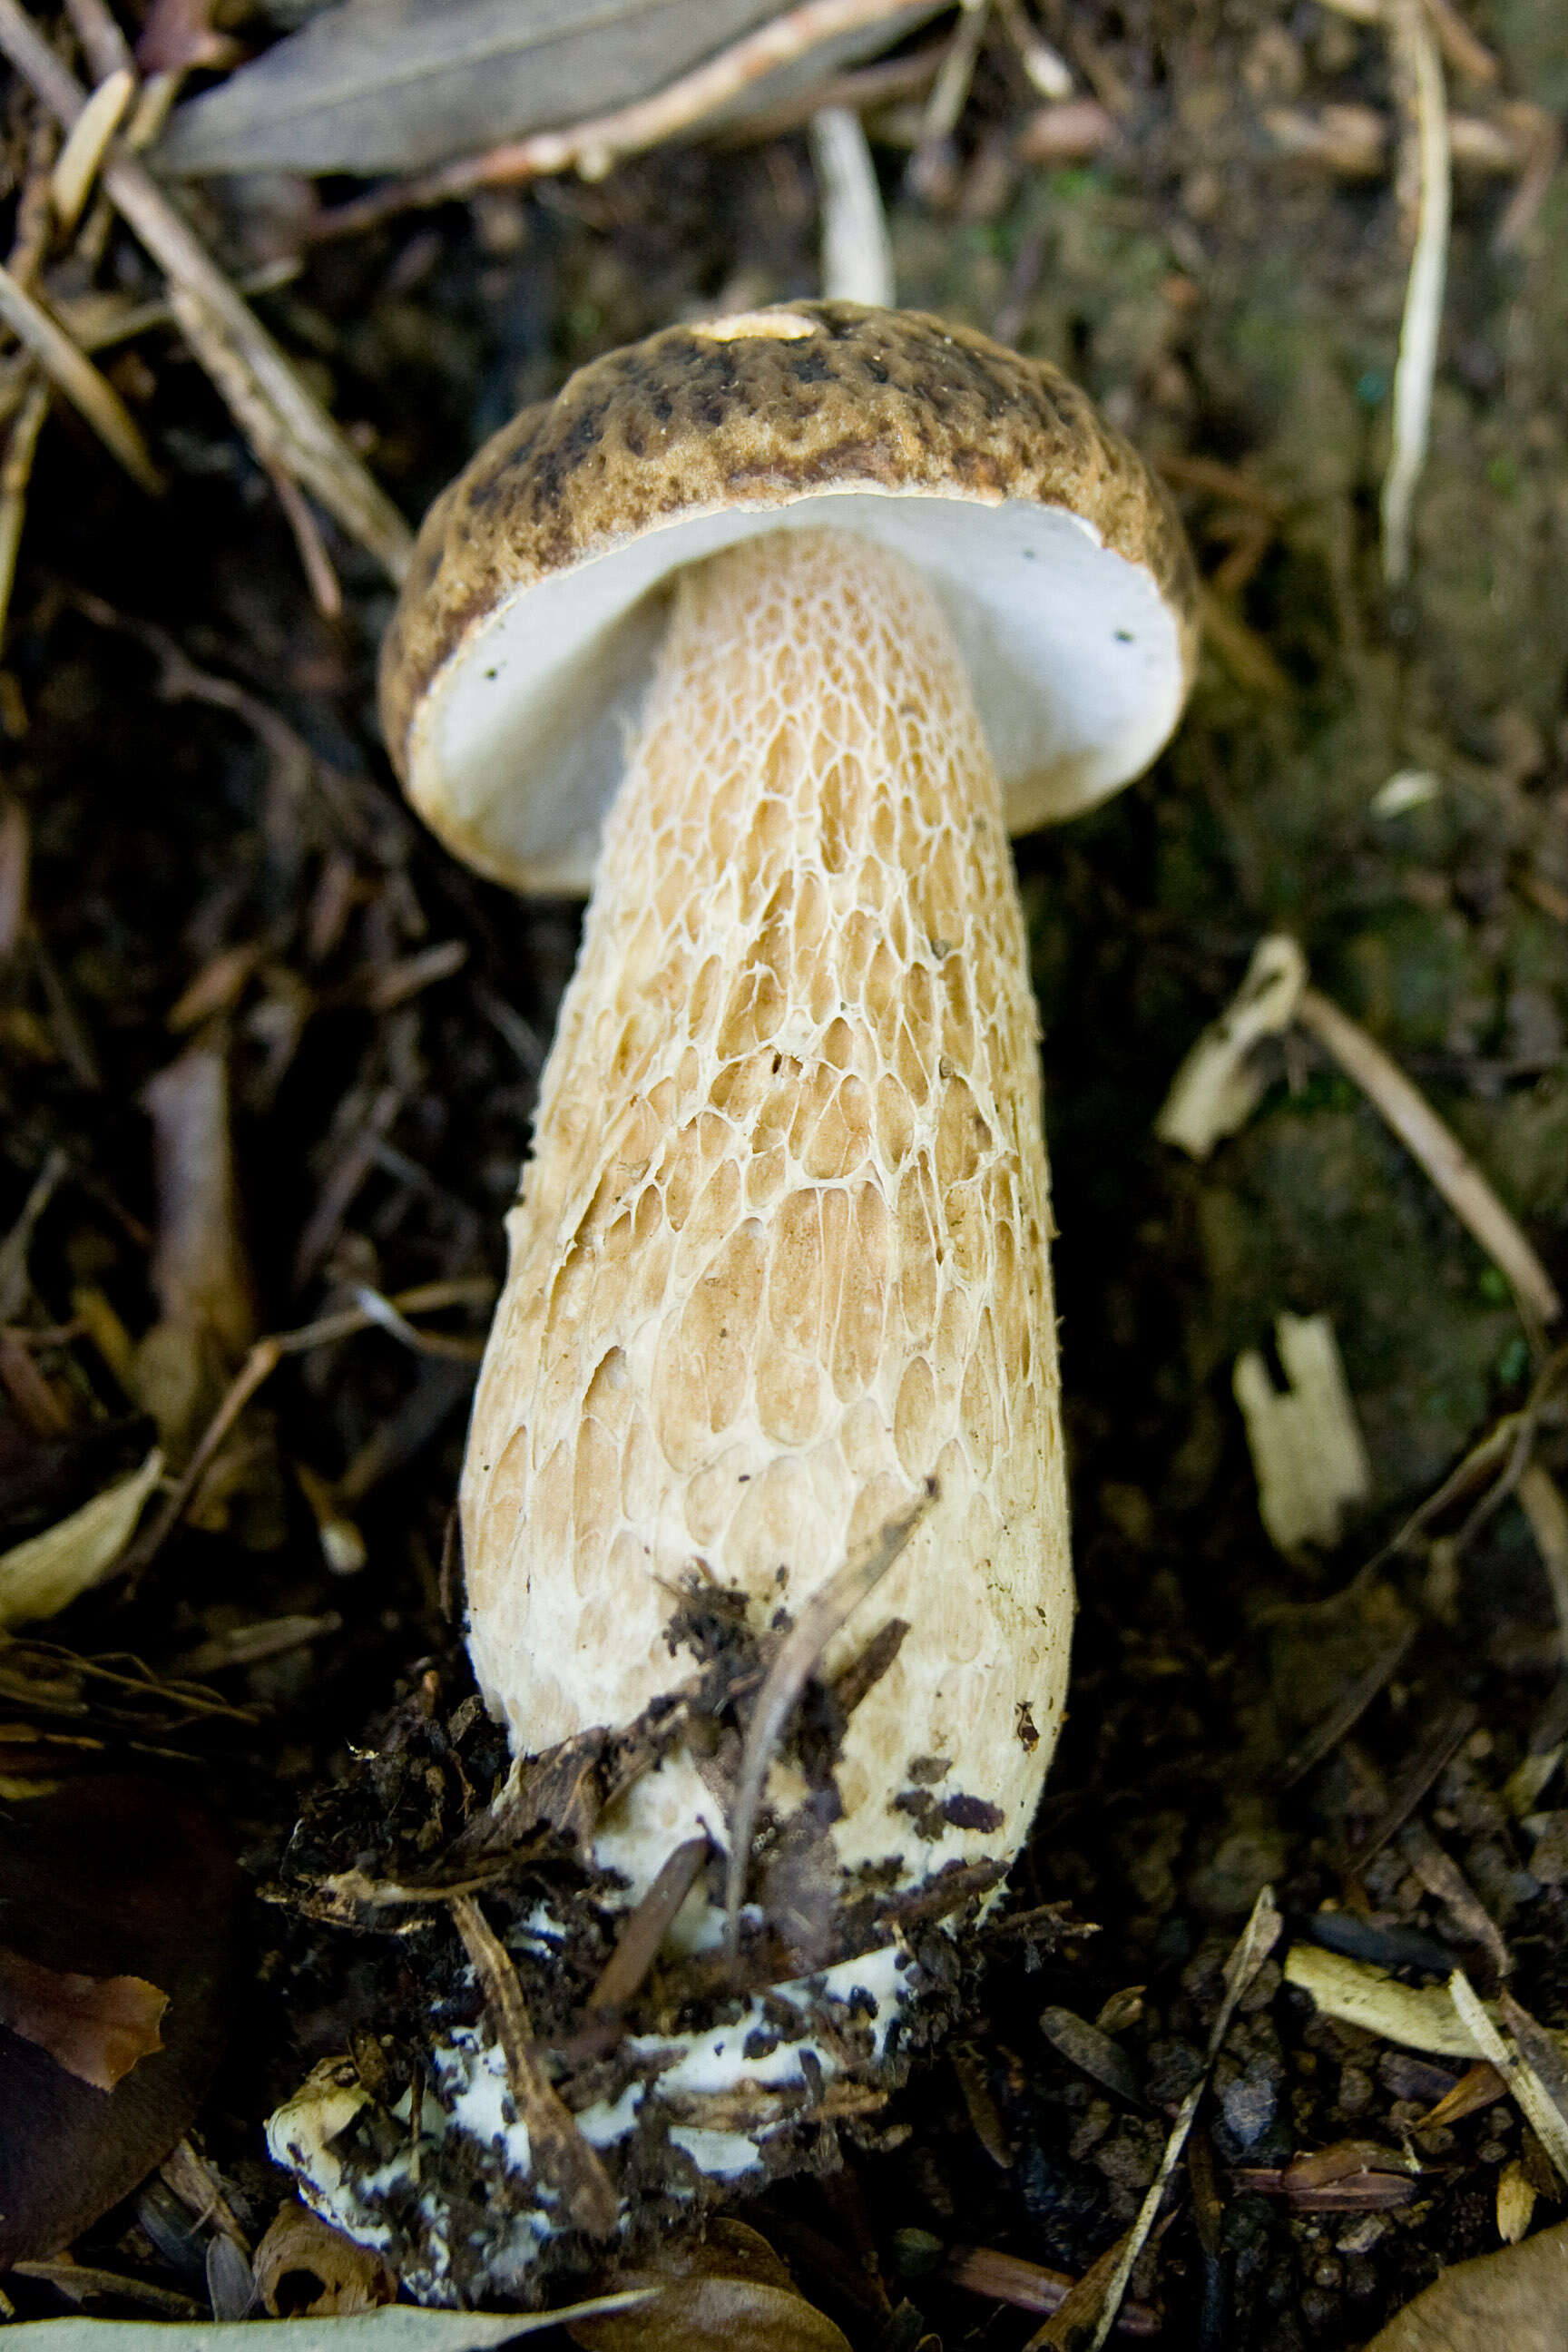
[0,0,1565,2343]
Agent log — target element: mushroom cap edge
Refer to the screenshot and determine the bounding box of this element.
[379,300,1200,895]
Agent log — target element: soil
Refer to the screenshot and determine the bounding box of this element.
[1,2,1566,2347]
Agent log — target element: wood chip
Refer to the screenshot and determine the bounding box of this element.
[1156,934,1307,1159]
[1234,1313,1370,1553]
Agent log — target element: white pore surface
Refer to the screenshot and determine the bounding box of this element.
[408,494,1184,891]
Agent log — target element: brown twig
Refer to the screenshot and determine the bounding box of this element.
[1297,985,1561,1333]
[263,456,341,619]
[947,2247,1159,2335]
[0,0,412,581]
[122,1279,494,1575]
[1086,1888,1282,2349]
[310,0,935,240]
[448,1894,620,2239]
[723,1477,936,1961]
[585,1836,710,2014]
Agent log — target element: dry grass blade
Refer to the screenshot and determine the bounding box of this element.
[50,65,133,235]
[0,374,49,642]
[1380,0,1449,585]
[0,261,162,493]
[0,1144,67,1323]
[722,1476,936,1960]
[1087,1887,1282,2348]
[448,1894,620,2239]
[1447,1970,1568,2182]
[0,0,412,581]
[313,0,936,236]
[1297,984,1561,1331]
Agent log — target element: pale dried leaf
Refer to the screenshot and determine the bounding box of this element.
[254,2200,395,2316]
[569,2222,849,2352]
[1365,2216,1568,2349]
[1284,1944,1485,2057]
[0,1945,167,2092]
[1155,933,1306,1159]
[1449,1971,1568,2183]
[0,2298,655,2350]
[159,0,789,174]
[1233,1313,1370,1553]
[0,1446,162,1630]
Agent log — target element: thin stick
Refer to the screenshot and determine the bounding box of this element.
[1088,1890,1281,2347]
[1519,1464,1568,1663]
[0,374,50,642]
[723,1478,936,1961]
[61,0,132,79]
[1297,984,1561,1331]
[809,105,895,306]
[449,1895,620,2239]
[926,0,988,136]
[0,260,162,492]
[586,1837,709,2013]
[1380,0,1449,586]
[1420,0,1498,86]
[122,1279,494,1573]
[264,457,341,619]
[0,0,412,581]
[310,0,931,239]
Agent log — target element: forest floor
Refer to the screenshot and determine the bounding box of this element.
[2,2,1567,2347]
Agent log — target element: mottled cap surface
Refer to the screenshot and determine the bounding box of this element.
[381,301,1199,892]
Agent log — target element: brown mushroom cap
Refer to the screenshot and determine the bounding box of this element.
[380,301,1199,893]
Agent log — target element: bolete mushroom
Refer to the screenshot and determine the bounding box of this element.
[271,303,1196,2294]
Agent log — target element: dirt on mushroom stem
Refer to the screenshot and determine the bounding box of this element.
[270,526,1074,2290]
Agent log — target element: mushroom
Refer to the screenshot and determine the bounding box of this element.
[272,303,1196,2295]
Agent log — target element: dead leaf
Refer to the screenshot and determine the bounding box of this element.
[0,2299,654,2349]
[0,1945,168,2091]
[0,1777,240,2266]
[569,2220,851,2352]
[158,0,792,175]
[253,2200,397,2316]
[0,1446,162,1629]
[1365,2215,1568,2348]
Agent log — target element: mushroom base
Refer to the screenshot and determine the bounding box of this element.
[268,1926,954,2307]
[262,1623,995,2305]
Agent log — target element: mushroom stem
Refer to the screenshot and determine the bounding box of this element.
[464,525,1071,1913]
